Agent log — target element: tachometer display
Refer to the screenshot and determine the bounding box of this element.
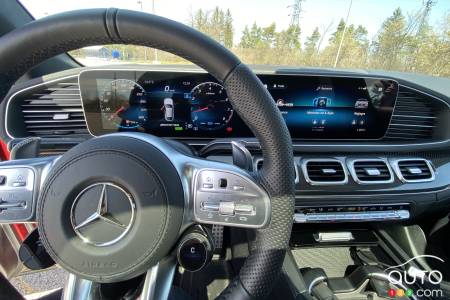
[190,82,233,130]
[100,79,148,129]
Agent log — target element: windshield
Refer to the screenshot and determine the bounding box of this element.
[19,0,450,77]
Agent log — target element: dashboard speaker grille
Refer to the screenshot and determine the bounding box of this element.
[397,159,433,182]
[384,86,442,141]
[352,160,392,183]
[304,160,346,184]
[14,77,88,137]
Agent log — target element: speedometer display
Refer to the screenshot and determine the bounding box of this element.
[100,79,148,129]
[190,82,233,130]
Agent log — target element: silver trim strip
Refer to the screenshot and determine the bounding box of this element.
[308,276,327,296]
[389,123,435,128]
[296,202,410,208]
[398,84,450,109]
[313,232,354,242]
[391,114,436,119]
[294,209,410,223]
[295,186,448,199]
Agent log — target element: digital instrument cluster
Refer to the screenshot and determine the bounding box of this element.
[79,70,398,139]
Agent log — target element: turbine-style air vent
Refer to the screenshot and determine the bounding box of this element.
[394,159,434,183]
[10,77,89,137]
[384,86,443,141]
[350,159,393,184]
[303,159,347,185]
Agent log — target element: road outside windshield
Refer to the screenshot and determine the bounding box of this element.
[20,0,450,77]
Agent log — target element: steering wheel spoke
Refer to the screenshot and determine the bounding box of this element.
[186,158,271,229]
[140,255,177,300]
[0,156,59,223]
[63,255,177,300]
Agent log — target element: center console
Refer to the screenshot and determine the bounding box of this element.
[280,226,443,300]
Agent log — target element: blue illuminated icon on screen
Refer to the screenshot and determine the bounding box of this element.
[313,97,331,108]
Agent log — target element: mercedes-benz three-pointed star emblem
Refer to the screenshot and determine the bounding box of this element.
[70,183,135,247]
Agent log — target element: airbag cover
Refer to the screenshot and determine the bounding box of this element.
[37,135,184,282]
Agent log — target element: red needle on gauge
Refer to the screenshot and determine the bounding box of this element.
[110,106,125,119]
[192,106,209,113]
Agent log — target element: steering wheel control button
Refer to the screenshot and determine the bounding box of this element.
[219,201,235,215]
[177,226,214,272]
[70,183,135,247]
[0,167,35,222]
[218,178,228,188]
[12,181,27,187]
[193,169,270,228]
[202,183,213,189]
[235,204,254,215]
[0,168,34,189]
[0,201,26,209]
[202,202,220,212]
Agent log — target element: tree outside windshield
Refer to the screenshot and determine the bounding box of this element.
[21,0,450,77]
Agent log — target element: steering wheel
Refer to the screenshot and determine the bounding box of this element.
[0,8,295,300]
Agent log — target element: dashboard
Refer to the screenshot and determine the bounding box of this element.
[79,70,398,140]
[2,65,450,224]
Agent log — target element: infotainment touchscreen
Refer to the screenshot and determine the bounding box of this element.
[79,70,398,140]
[260,75,398,139]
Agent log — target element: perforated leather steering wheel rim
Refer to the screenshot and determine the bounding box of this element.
[0,8,296,299]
